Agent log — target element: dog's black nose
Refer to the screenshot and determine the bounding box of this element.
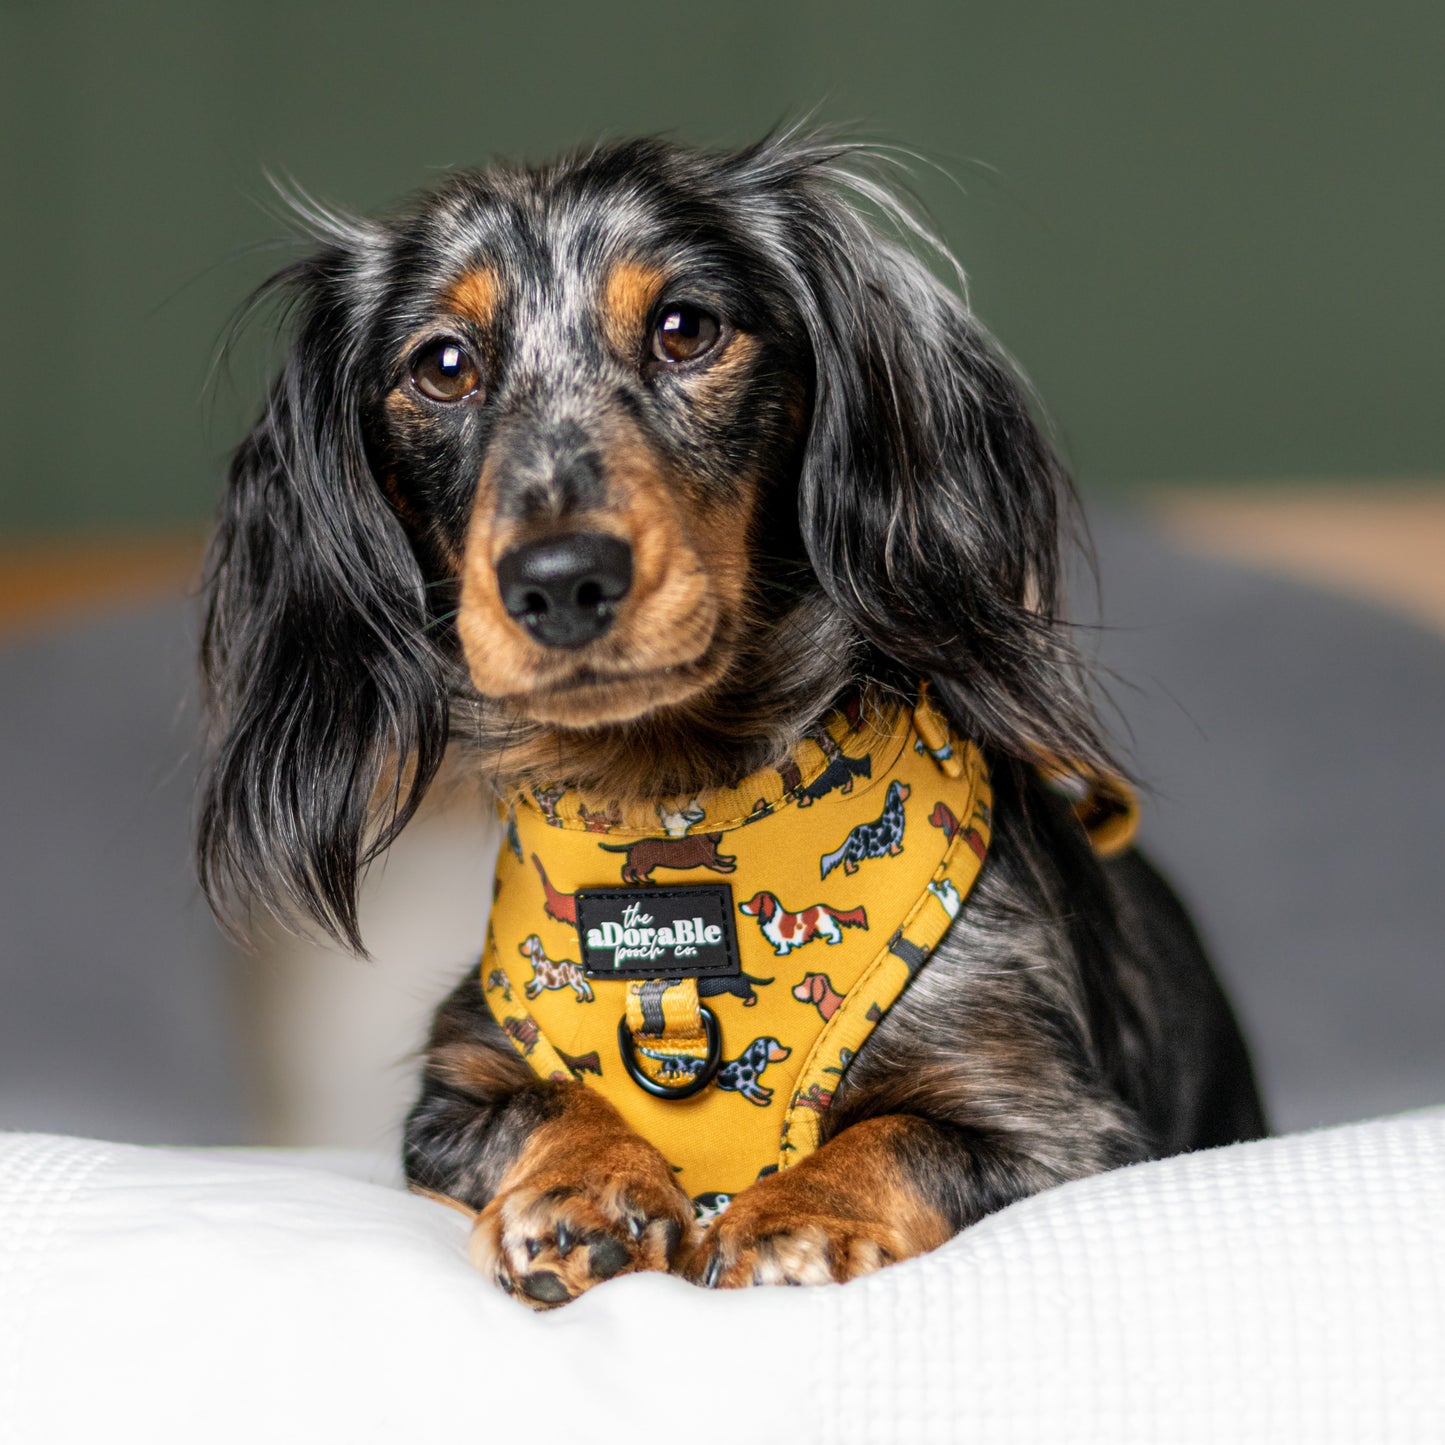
[496,533,633,648]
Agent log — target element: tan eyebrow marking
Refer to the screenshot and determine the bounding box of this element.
[601,259,667,357]
[443,266,501,328]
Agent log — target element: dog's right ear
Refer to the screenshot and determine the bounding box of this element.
[199,222,449,952]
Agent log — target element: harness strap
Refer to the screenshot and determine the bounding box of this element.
[620,978,717,1093]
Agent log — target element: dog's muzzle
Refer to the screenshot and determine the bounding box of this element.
[496,532,633,648]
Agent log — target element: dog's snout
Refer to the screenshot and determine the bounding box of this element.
[496,533,633,648]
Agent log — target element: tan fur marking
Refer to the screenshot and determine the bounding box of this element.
[430,1040,535,1098]
[443,267,501,329]
[468,1086,694,1309]
[686,1116,952,1287]
[456,407,752,729]
[601,260,667,358]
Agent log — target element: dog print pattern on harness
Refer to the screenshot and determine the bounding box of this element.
[479,692,1002,1200]
[599,833,737,884]
[738,892,869,955]
[818,779,911,879]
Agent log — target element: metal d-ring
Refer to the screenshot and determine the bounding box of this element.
[617,1005,721,1099]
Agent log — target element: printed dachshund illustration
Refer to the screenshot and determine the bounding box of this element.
[928,800,960,840]
[715,1037,792,1106]
[792,971,845,1021]
[819,779,911,878]
[530,853,577,926]
[929,800,987,860]
[797,733,872,806]
[698,970,774,1007]
[531,783,566,826]
[484,967,513,1002]
[599,832,736,884]
[739,892,868,955]
[691,1191,733,1226]
[634,1042,710,1083]
[887,930,928,974]
[500,1015,539,1055]
[928,877,963,919]
[578,801,622,833]
[790,1081,834,1113]
[657,798,706,837]
[518,934,594,1002]
[557,1048,603,1077]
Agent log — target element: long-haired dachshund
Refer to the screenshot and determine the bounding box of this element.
[199,133,1265,1308]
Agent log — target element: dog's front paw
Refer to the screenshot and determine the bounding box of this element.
[685,1118,952,1288]
[470,1108,693,1309]
[685,1173,907,1288]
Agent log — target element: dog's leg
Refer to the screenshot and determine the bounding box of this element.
[685,1104,1138,1287]
[405,973,693,1309]
[683,1116,957,1285]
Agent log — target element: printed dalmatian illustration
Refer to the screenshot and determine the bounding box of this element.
[928,877,962,919]
[716,1037,792,1106]
[530,853,577,926]
[792,971,845,1020]
[738,892,869,955]
[518,934,594,1002]
[657,797,705,837]
[819,779,911,878]
[691,1191,732,1225]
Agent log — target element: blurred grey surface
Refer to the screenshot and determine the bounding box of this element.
[0,602,249,1143]
[1085,515,1445,1131]
[1,515,1442,1143]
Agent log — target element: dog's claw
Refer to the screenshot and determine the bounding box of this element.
[520,1270,569,1305]
[468,1146,694,1310]
[589,1235,630,1280]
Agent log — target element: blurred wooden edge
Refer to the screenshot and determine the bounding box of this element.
[1151,482,1445,639]
[0,533,207,638]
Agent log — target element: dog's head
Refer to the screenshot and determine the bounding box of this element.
[200,134,1111,946]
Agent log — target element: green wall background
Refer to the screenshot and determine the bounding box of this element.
[2,0,1441,538]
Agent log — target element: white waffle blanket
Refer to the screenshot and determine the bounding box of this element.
[2,1113,1443,1444]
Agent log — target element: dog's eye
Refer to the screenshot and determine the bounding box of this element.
[410,339,482,402]
[651,304,721,365]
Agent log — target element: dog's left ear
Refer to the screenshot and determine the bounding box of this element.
[763,149,1115,777]
[198,211,450,951]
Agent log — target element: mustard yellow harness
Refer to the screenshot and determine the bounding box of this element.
[481,691,1134,1212]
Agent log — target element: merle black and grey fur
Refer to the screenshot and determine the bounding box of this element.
[198,132,1265,1308]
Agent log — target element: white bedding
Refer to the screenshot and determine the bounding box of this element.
[3,1112,1443,1444]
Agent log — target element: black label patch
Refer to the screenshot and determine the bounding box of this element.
[575,885,741,980]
